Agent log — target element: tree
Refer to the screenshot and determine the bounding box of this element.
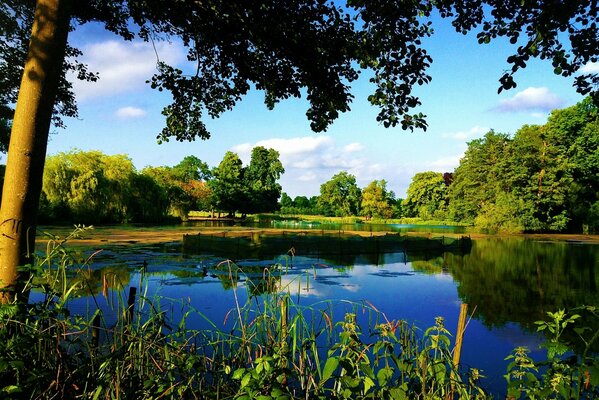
[445,98,598,232]
[279,193,293,210]
[447,131,511,223]
[318,172,361,217]
[360,180,394,219]
[1,0,597,297]
[243,147,285,214]
[42,150,136,223]
[403,172,448,220]
[127,174,169,223]
[543,98,599,230]
[142,166,192,219]
[211,151,245,217]
[171,155,211,182]
[141,155,213,219]
[435,1,598,101]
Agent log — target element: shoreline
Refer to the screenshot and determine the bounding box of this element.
[35,225,599,247]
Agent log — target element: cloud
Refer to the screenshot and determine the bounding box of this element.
[492,87,564,113]
[428,154,463,172]
[298,172,317,182]
[231,136,466,199]
[231,136,369,194]
[343,142,364,153]
[233,136,335,158]
[441,125,489,141]
[232,137,365,172]
[580,62,599,74]
[115,106,147,119]
[70,40,185,100]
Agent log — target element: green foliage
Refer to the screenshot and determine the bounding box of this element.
[436,1,597,101]
[505,307,599,399]
[318,172,362,217]
[42,150,136,223]
[447,131,511,224]
[403,172,449,220]
[279,195,321,215]
[0,1,98,150]
[3,0,597,150]
[473,192,526,233]
[444,98,599,233]
[587,201,599,234]
[360,180,395,219]
[127,173,170,222]
[243,146,285,214]
[211,151,246,216]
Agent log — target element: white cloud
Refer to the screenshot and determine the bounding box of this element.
[580,62,599,74]
[298,172,317,182]
[343,142,364,153]
[233,136,334,156]
[232,136,369,195]
[441,125,489,141]
[492,87,564,113]
[428,154,463,172]
[70,40,185,100]
[115,106,147,119]
[232,136,467,199]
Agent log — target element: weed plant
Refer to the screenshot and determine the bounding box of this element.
[0,227,598,399]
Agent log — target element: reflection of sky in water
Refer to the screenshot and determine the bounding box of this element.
[35,243,545,398]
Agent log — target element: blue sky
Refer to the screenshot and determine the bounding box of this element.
[32,14,598,198]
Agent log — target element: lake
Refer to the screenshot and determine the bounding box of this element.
[39,223,599,397]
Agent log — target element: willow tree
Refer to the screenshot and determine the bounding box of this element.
[1,0,597,299]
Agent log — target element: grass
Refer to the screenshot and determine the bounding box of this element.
[186,211,471,227]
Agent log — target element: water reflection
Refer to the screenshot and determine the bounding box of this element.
[447,238,599,329]
[47,234,599,396]
[184,218,469,234]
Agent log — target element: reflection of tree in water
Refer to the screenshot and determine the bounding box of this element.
[445,238,599,330]
[247,275,282,297]
[211,262,283,295]
[411,257,448,274]
[37,265,131,298]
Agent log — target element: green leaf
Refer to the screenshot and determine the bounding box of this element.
[1,385,22,395]
[359,363,375,380]
[363,376,375,393]
[377,367,393,386]
[92,385,103,400]
[232,368,246,380]
[241,372,251,389]
[432,362,446,382]
[321,356,339,383]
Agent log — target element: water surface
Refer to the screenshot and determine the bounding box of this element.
[46,230,599,396]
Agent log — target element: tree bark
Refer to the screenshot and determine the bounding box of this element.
[0,0,71,302]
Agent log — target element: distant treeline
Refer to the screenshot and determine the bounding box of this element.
[405,97,599,233]
[281,97,598,233]
[0,146,284,224]
[0,99,594,232]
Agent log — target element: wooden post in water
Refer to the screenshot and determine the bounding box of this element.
[449,303,469,399]
[453,303,468,368]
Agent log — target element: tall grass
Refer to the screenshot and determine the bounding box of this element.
[1,227,598,399]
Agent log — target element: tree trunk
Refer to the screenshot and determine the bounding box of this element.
[0,0,71,302]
